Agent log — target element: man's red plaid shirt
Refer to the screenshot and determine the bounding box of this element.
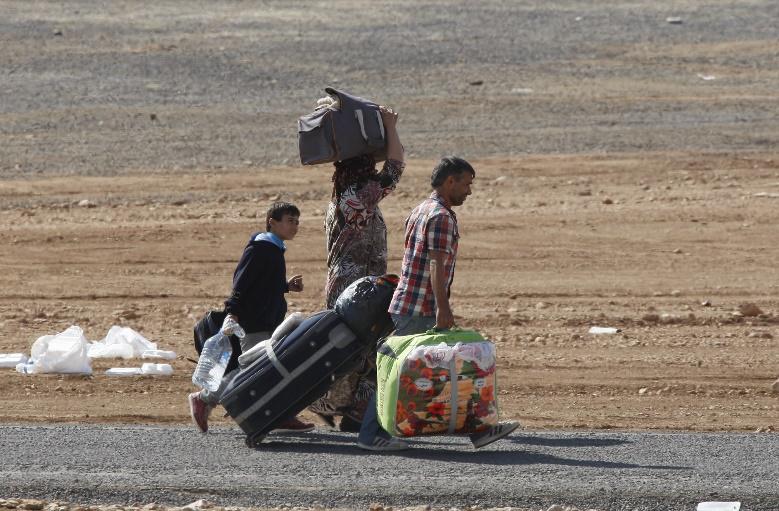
[389,191,459,317]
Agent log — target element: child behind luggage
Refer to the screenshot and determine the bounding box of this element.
[188,202,314,434]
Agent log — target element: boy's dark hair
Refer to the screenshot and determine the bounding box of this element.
[266,202,300,231]
[430,156,475,188]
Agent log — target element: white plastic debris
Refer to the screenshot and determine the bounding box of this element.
[697,502,740,511]
[16,362,34,374]
[141,349,177,360]
[28,326,92,374]
[105,367,143,377]
[98,325,157,357]
[182,500,214,511]
[588,326,622,334]
[0,353,28,368]
[88,342,134,359]
[141,363,173,376]
[697,74,716,81]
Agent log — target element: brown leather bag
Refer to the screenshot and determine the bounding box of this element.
[298,87,386,165]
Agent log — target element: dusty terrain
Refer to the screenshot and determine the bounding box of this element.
[1,1,778,436]
[1,152,777,432]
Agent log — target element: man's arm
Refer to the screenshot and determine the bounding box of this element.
[429,250,454,330]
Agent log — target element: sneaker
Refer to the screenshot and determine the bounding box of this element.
[188,392,212,433]
[357,436,410,452]
[470,420,520,449]
[272,416,316,433]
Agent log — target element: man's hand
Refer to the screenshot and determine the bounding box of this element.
[435,305,455,330]
[288,274,304,292]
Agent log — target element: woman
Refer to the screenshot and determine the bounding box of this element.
[309,105,404,430]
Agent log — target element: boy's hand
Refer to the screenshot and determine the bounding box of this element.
[288,274,304,292]
[222,314,245,338]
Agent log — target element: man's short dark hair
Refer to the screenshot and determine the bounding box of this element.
[266,201,300,231]
[430,156,475,188]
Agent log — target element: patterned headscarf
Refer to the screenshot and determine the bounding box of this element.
[332,154,376,199]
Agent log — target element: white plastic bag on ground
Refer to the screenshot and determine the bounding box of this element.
[97,325,157,357]
[0,353,28,368]
[29,326,92,374]
[697,502,740,511]
[88,342,134,359]
[588,326,622,334]
[105,367,142,377]
[105,363,172,376]
[141,363,173,375]
[141,349,176,360]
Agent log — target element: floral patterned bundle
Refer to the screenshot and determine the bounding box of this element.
[376,329,499,437]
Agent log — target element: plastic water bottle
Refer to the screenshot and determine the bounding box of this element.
[192,328,242,391]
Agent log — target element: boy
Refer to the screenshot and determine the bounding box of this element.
[188,202,314,434]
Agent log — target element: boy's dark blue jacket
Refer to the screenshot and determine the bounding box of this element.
[224,232,289,334]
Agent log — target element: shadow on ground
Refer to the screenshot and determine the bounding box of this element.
[245,431,690,471]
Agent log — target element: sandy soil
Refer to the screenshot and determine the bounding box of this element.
[0,1,777,435]
[1,152,777,432]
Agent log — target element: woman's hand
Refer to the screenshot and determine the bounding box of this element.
[379,105,398,129]
[379,105,403,162]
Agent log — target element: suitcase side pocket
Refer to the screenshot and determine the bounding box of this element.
[298,109,336,165]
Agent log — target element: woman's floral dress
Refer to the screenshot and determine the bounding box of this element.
[308,158,404,424]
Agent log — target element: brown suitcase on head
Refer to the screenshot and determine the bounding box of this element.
[298,87,386,165]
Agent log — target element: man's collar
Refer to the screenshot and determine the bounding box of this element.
[429,190,456,218]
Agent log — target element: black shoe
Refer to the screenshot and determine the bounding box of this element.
[470,421,520,449]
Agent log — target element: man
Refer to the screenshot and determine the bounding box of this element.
[357,156,519,451]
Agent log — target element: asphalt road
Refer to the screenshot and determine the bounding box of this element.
[1,424,776,510]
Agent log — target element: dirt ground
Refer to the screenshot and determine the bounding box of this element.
[1,152,777,432]
[1,1,778,436]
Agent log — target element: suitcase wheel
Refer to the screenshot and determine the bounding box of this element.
[245,434,266,448]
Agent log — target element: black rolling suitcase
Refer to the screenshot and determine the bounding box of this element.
[220,310,364,447]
